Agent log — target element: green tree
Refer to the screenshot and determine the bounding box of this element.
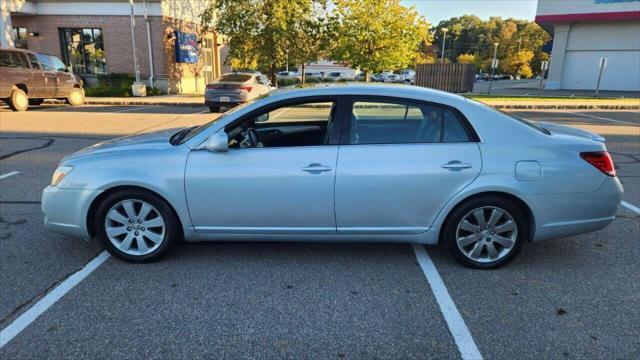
[505,50,534,78]
[286,1,330,83]
[329,0,431,81]
[201,0,323,84]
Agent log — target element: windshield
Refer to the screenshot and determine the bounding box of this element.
[219,73,252,82]
[178,99,260,144]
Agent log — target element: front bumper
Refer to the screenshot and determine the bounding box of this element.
[41,186,103,239]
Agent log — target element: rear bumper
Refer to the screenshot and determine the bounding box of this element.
[204,92,248,105]
[41,186,103,239]
[531,176,623,241]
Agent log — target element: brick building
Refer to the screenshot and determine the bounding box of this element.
[1,0,230,94]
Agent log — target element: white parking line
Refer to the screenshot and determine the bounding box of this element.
[568,112,639,126]
[621,201,640,214]
[0,251,110,349]
[0,171,20,180]
[412,244,483,360]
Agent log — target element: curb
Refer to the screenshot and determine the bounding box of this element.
[84,100,204,107]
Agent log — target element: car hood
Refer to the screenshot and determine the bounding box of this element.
[62,128,182,163]
[535,122,606,142]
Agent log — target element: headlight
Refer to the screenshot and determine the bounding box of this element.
[51,165,74,187]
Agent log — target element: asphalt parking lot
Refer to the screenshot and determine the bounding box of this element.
[0,104,638,359]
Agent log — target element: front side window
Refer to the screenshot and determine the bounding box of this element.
[36,53,55,71]
[50,56,68,72]
[349,100,472,145]
[59,28,106,74]
[226,101,336,148]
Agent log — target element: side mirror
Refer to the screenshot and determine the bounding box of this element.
[202,131,229,152]
[67,65,73,73]
[255,113,269,123]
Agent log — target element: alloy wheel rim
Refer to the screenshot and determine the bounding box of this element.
[105,199,165,256]
[456,206,517,263]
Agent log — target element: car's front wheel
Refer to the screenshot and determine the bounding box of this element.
[443,196,527,269]
[66,88,85,106]
[95,189,179,262]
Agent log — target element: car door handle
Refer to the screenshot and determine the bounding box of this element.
[301,163,332,173]
[441,161,472,170]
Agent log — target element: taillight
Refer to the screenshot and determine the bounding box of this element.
[239,86,253,92]
[580,151,616,177]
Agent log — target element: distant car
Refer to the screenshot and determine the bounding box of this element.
[383,74,403,83]
[304,72,322,79]
[327,72,343,81]
[43,84,623,268]
[276,71,299,79]
[0,48,84,111]
[204,73,273,113]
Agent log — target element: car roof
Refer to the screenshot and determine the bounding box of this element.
[268,83,467,106]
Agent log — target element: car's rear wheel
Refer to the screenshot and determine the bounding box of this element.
[95,189,178,262]
[7,88,29,111]
[209,105,220,113]
[443,196,527,269]
[66,88,85,106]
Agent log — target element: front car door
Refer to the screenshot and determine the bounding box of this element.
[185,96,345,235]
[334,96,482,235]
[49,55,74,98]
[35,53,58,98]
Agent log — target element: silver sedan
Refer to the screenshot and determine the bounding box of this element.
[42,85,623,268]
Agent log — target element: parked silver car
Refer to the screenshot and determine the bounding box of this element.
[204,72,273,113]
[42,84,622,268]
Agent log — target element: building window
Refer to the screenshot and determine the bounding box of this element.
[11,27,28,49]
[59,28,106,74]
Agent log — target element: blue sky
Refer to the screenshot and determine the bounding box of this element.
[401,0,538,25]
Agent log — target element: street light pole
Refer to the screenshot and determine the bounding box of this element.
[488,42,498,95]
[441,28,448,63]
[143,0,154,88]
[129,0,140,83]
[286,49,289,73]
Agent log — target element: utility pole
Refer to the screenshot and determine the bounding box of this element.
[595,57,607,97]
[286,49,289,73]
[441,28,448,63]
[129,0,140,83]
[143,0,154,88]
[488,42,499,95]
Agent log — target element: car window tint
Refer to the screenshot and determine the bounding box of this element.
[0,51,28,68]
[219,73,252,82]
[350,101,470,144]
[27,53,41,70]
[36,53,55,71]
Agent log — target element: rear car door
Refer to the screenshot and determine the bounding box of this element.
[334,96,482,235]
[24,52,46,98]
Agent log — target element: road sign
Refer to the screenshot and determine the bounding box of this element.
[599,57,608,68]
[540,61,549,71]
[491,59,499,69]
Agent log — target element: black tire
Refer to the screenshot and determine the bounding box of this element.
[209,106,220,113]
[28,98,44,106]
[66,88,85,106]
[7,88,29,111]
[94,189,179,263]
[442,195,528,269]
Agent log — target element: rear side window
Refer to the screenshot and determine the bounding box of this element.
[0,51,29,68]
[349,100,472,145]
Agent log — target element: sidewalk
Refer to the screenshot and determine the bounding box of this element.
[85,92,640,110]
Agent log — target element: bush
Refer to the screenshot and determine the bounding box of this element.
[304,77,320,83]
[85,85,132,97]
[146,86,163,96]
[97,73,135,88]
[320,77,335,83]
[276,77,300,87]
